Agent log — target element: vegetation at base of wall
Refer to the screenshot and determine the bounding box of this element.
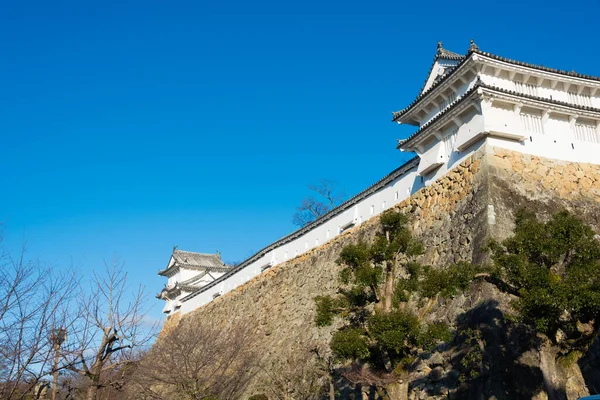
[485,209,600,353]
[315,207,600,395]
[394,261,486,302]
[458,328,485,383]
[314,210,453,375]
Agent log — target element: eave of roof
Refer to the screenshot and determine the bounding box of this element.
[398,82,600,151]
[397,82,482,149]
[392,53,472,123]
[482,83,600,114]
[416,47,465,94]
[393,48,600,124]
[158,259,231,277]
[473,50,600,83]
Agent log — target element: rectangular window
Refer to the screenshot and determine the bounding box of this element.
[574,123,598,143]
[370,205,374,215]
[520,112,544,134]
[395,191,399,201]
[382,201,386,210]
[516,81,538,96]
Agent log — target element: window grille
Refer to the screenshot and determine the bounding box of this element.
[574,123,598,143]
[444,128,458,156]
[568,92,592,107]
[515,81,538,96]
[440,98,448,110]
[448,92,456,104]
[520,113,544,134]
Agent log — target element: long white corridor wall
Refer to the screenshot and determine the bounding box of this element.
[179,139,489,315]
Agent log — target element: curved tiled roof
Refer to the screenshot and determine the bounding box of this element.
[393,52,470,122]
[398,81,600,150]
[473,50,600,83]
[392,46,600,123]
[397,82,482,148]
[158,249,231,276]
[181,156,420,302]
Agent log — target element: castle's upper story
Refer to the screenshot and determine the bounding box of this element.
[157,248,232,313]
[158,41,600,316]
[393,41,600,178]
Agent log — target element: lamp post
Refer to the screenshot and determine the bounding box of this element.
[50,327,67,400]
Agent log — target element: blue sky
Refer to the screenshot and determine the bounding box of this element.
[1,0,598,322]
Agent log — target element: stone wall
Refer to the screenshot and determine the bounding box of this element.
[163,144,600,399]
[488,146,600,242]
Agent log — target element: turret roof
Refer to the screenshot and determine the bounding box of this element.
[392,41,600,123]
[158,249,231,276]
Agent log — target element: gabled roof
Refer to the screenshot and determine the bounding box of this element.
[418,42,465,96]
[394,43,469,123]
[392,41,600,124]
[158,249,231,276]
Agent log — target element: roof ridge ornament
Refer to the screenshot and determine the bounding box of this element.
[437,41,444,56]
[468,39,479,53]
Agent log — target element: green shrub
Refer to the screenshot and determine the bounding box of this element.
[331,328,370,360]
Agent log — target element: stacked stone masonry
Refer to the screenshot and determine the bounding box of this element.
[168,145,600,399]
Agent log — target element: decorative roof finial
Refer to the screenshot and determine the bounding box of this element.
[173,245,178,252]
[437,41,443,55]
[468,39,479,53]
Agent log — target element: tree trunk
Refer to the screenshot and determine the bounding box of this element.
[85,382,98,400]
[539,342,590,400]
[539,343,566,400]
[329,379,335,400]
[382,260,396,312]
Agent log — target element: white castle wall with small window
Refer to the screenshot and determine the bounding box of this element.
[157,41,600,316]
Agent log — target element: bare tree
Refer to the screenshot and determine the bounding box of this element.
[63,259,157,400]
[292,180,344,227]
[0,234,78,400]
[257,343,332,400]
[131,317,257,400]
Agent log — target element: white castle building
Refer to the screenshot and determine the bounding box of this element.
[158,41,600,316]
[157,248,232,314]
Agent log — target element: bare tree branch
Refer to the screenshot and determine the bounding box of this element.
[293,180,344,227]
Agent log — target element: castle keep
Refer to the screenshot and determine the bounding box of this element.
[157,41,600,316]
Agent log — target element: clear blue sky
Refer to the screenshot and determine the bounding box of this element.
[1,0,598,322]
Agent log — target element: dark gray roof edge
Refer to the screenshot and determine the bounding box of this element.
[158,259,228,277]
[180,156,420,302]
[399,81,600,150]
[392,49,600,123]
[392,52,472,122]
[474,50,600,83]
[398,82,483,149]
[481,83,600,114]
[415,50,466,102]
